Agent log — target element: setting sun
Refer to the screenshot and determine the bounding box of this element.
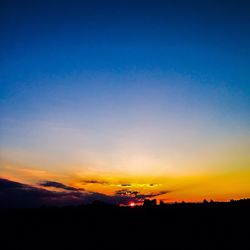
[129,202,135,207]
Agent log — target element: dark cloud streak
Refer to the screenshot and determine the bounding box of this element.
[0,178,86,208]
[81,180,109,185]
[115,189,170,200]
[39,181,84,191]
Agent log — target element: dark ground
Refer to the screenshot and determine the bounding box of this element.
[1,201,250,250]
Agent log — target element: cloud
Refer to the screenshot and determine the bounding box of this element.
[116,183,160,188]
[0,178,131,207]
[0,178,26,189]
[116,190,139,196]
[0,178,170,208]
[81,179,160,188]
[120,184,132,187]
[39,181,84,191]
[149,183,158,187]
[81,179,109,185]
[0,178,87,208]
[115,189,170,200]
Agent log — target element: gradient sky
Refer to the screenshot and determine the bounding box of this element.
[1,0,250,205]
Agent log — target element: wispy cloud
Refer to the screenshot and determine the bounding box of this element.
[115,189,170,200]
[39,181,84,191]
[81,179,109,185]
[117,183,160,188]
[80,178,161,188]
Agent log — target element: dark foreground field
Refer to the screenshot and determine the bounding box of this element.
[1,201,249,250]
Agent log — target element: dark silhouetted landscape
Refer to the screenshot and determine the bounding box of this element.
[1,199,250,249]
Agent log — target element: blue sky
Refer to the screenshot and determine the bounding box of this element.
[0,0,250,201]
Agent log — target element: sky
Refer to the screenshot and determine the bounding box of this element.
[0,0,250,207]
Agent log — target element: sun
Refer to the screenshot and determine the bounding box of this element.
[129,202,135,207]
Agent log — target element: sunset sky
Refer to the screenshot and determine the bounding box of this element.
[1,0,250,206]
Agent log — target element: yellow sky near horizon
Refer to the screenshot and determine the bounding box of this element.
[1,156,250,203]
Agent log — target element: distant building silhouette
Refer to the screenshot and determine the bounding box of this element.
[203,199,208,204]
[143,199,157,207]
[160,200,165,206]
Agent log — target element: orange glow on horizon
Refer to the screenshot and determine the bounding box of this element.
[1,161,250,203]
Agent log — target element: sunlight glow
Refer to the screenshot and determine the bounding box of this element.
[129,202,135,207]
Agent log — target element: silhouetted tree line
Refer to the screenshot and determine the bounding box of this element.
[1,198,249,249]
